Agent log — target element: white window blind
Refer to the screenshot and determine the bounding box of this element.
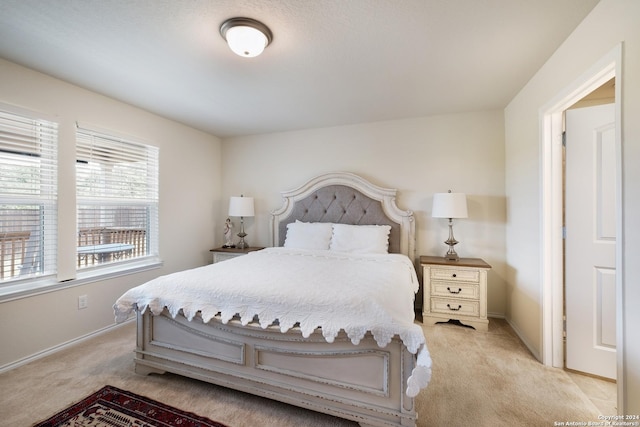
[0,109,58,283]
[76,125,158,269]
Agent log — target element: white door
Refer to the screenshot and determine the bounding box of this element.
[565,103,616,379]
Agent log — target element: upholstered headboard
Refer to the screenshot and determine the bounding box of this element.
[271,172,415,258]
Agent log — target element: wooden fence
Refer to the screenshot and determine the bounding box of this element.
[0,231,31,280]
[0,227,148,277]
[77,228,147,267]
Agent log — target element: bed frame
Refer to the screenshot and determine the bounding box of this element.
[134,172,419,427]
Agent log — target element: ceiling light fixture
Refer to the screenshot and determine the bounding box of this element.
[220,17,272,58]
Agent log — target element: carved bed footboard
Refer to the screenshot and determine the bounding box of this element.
[135,309,417,427]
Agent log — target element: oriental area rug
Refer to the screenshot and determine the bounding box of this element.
[33,385,229,427]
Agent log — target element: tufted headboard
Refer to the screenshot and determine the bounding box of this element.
[271,172,415,258]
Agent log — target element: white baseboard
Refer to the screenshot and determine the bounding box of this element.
[0,319,135,374]
[505,317,542,362]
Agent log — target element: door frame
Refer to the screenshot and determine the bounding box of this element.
[539,43,623,411]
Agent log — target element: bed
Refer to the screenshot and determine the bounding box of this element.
[114,172,431,427]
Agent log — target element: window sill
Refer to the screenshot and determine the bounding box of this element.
[0,257,163,303]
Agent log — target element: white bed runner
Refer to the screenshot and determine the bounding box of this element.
[114,248,431,396]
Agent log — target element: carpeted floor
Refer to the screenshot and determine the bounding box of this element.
[1,318,606,426]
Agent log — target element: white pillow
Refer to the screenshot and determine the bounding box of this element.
[329,224,392,254]
[283,221,333,250]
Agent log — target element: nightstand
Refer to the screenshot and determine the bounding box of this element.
[210,246,264,263]
[421,256,492,331]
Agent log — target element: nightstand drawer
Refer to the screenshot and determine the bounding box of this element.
[430,267,479,283]
[431,281,479,299]
[431,298,480,317]
[214,252,242,263]
[210,247,265,264]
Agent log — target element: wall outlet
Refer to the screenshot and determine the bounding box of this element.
[78,294,88,310]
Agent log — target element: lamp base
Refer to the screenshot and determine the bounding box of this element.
[443,220,460,261]
[444,247,460,261]
[236,218,248,249]
[236,231,248,249]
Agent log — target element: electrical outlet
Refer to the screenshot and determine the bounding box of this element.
[78,295,88,310]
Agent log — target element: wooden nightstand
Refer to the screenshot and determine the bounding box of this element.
[421,256,492,331]
[210,246,264,263]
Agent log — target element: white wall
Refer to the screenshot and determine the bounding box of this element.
[221,111,507,316]
[0,59,223,368]
[504,0,640,414]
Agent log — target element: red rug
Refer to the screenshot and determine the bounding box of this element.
[33,385,229,427]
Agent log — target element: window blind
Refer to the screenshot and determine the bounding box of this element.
[76,126,159,269]
[0,109,58,282]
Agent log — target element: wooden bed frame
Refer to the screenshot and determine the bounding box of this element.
[134,172,420,427]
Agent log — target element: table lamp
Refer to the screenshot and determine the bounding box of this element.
[432,190,468,261]
[228,195,255,249]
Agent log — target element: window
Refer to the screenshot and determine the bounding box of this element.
[76,125,159,270]
[0,109,57,283]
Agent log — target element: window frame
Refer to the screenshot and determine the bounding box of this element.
[0,104,58,288]
[75,123,160,274]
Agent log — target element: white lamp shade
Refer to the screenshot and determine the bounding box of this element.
[229,196,255,217]
[432,192,468,219]
[225,25,268,57]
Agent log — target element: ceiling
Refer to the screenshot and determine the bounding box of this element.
[0,0,600,138]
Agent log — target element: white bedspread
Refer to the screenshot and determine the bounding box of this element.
[113,247,431,396]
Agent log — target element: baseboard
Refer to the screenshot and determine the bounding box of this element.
[0,318,135,374]
[505,317,542,362]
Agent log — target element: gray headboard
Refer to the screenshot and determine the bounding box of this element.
[271,172,415,258]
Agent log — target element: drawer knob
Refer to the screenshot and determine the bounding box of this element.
[447,304,462,311]
[452,273,457,278]
[447,287,462,294]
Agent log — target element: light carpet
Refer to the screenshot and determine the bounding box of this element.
[0,318,601,426]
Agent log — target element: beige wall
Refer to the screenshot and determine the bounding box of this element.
[221,111,507,317]
[0,59,223,368]
[504,0,640,414]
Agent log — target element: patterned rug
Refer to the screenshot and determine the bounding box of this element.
[33,385,229,427]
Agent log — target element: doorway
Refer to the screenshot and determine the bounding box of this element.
[540,44,623,413]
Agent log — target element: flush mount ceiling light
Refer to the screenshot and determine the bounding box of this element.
[220,17,272,58]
